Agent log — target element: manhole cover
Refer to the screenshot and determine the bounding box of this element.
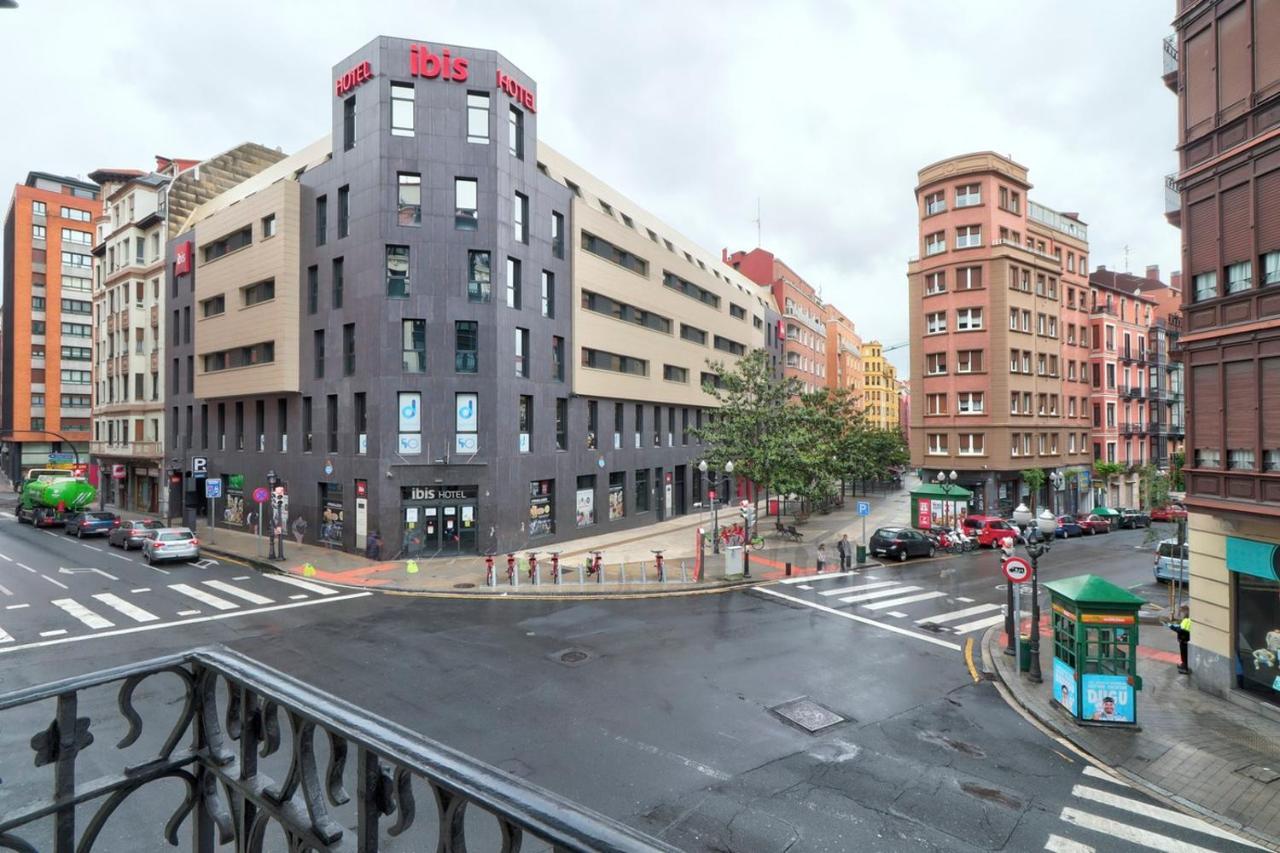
[771,697,846,733]
[548,647,593,667]
[1237,764,1280,784]
[454,582,476,589]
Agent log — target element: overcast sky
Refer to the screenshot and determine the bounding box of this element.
[0,1,1180,378]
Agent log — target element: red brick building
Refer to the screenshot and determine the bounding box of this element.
[725,248,827,393]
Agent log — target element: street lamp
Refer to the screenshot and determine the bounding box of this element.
[1011,503,1057,684]
[935,469,957,528]
[1048,470,1065,516]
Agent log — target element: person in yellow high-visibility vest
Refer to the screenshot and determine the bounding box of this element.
[1169,605,1191,674]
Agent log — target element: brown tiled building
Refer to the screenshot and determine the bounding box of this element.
[1165,0,1280,705]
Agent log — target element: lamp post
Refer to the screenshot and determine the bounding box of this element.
[935,469,957,528]
[1012,503,1057,684]
[266,469,280,561]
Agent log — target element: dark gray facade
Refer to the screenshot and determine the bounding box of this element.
[165,36,781,558]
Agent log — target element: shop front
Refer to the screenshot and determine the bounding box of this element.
[401,485,478,557]
[1227,536,1280,707]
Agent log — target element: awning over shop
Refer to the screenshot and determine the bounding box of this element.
[909,483,974,500]
[1226,536,1280,582]
[1091,506,1121,518]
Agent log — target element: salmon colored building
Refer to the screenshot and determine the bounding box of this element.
[724,247,827,392]
[824,304,863,405]
[2,172,101,480]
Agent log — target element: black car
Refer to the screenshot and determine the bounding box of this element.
[108,518,164,550]
[1118,508,1151,529]
[869,527,936,562]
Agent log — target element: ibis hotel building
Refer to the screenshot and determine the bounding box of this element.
[164,36,776,556]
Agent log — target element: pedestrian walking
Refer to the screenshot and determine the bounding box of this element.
[837,534,851,571]
[291,514,307,545]
[816,543,827,574]
[1170,605,1192,674]
[365,529,383,560]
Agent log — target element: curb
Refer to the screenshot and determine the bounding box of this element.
[979,626,1280,852]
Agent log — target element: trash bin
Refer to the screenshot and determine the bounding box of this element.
[723,545,744,578]
[856,543,867,565]
[1019,636,1032,672]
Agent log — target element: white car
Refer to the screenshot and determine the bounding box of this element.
[142,528,200,564]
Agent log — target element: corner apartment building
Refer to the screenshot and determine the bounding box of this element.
[725,248,826,391]
[1164,0,1280,707]
[164,36,776,557]
[908,152,1094,517]
[2,172,100,481]
[823,305,863,405]
[861,341,899,430]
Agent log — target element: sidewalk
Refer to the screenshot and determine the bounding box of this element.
[982,622,1280,850]
[110,476,917,597]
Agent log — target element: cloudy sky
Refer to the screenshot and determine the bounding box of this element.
[0,1,1180,378]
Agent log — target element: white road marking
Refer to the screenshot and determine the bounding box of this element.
[176,610,200,616]
[288,594,308,600]
[41,531,58,537]
[796,584,812,590]
[0,511,14,519]
[202,580,272,605]
[1058,807,1219,853]
[131,588,150,593]
[0,592,371,655]
[263,574,340,596]
[6,604,29,610]
[79,543,104,552]
[864,590,948,611]
[233,576,251,581]
[917,603,1001,625]
[109,553,133,562]
[169,584,237,611]
[777,570,856,585]
[956,596,975,603]
[950,614,1008,634]
[819,580,898,597]
[92,593,158,623]
[39,629,68,637]
[840,586,922,604]
[1070,785,1263,847]
[17,563,36,573]
[145,563,171,575]
[0,626,11,642]
[0,583,11,596]
[1081,765,1130,787]
[51,599,114,630]
[59,566,118,581]
[0,553,12,562]
[1045,834,1094,853]
[886,611,908,618]
[41,575,69,590]
[756,587,962,651]
[609,732,730,780]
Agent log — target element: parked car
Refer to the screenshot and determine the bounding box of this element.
[1054,515,1085,538]
[1118,508,1152,529]
[1150,505,1188,522]
[961,515,1018,548]
[108,519,164,550]
[141,527,200,564]
[1076,514,1112,535]
[1154,538,1190,584]
[62,511,120,538]
[869,527,936,562]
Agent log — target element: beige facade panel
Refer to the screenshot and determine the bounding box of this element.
[192,181,301,399]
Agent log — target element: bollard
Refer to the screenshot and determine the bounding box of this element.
[640,560,648,584]
[528,552,539,586]
[620,562,627,585]
[785,561,792,577]
[680,560,688,583]
[743,548,750,578]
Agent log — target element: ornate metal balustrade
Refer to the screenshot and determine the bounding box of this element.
[0,647,674,852]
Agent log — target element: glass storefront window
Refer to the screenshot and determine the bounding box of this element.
[529,480,554,537]
[1236,574,1280,705]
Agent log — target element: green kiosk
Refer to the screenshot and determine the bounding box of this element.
[1045,574,1145,726]
[909,483,973,530]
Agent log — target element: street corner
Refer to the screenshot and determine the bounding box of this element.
[276,560,398,588]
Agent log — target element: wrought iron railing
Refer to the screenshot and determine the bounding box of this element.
[0,646,674,852]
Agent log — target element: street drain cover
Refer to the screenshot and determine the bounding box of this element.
[771,697,846,733]
[1237,764,1280,784]
[454,582,476,589]
[549,647,593,667]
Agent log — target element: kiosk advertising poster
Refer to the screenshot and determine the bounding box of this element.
[320,483,344,546]
[609,478,624,521]
[1053,658,1077,717]
[529,480,554,537]
[576,486,595,528]
[224,474,246,527]
[917,499,931,528]
[1081,674,1135,723]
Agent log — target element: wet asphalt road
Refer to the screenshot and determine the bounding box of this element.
[0,518,1251,851]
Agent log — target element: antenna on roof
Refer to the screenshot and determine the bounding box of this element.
[753,197,761,248]
[1123,244,1130,273]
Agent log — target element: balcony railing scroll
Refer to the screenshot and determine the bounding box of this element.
[0,646,675,853]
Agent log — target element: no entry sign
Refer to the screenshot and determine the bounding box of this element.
[1002,556,1032,584]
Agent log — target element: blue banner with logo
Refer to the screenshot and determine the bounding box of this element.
[1081,674,1134,723]
[1053,658,1077,717]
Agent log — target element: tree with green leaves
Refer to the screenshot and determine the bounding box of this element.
[1169,451,1185,491]
[1092,461,1126,506]
[1020,468,1046,511]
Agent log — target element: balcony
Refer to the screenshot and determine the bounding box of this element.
[106,314,116,333]
[1165,173,1181,228]
[0,647,670,853]
[1162,34,1178,93]
[1118,385,1145,399]
[90,440,164,458]
[1090,303,1117,316]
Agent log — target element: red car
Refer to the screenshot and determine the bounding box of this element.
[1150,505,1188,522]
[1076,514,1112,535]
[962,515,1018,548]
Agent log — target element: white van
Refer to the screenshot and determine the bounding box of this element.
[1154,538,1189,584]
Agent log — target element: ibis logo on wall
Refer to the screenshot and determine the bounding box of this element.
[174,240,193,276]
[409,44,469,82]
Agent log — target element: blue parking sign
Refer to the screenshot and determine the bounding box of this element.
[857,501,871,517]
[205,478,223,499]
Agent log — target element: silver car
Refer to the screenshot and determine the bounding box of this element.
[142,527,200,564]
[1153,538,1189,584]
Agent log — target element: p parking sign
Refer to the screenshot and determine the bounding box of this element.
[856,501,871,517]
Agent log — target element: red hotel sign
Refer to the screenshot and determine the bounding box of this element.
[409,44,468,82]
[174,240,193,276]
[496,69,536,112]
[335,60,373,96]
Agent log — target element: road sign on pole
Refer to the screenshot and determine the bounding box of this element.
[205,478,223,499]
[191,456,208,475]
[856,501,871,517]
[1002,555,1032,584]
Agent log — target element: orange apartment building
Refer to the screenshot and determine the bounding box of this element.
[2,172,101,481]
[725,247,827,392]
[908,152,1094,517]
[824,304,863,405]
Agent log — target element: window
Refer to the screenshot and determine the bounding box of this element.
[662,271,717,307]
[330,257,344,309]
[1022,310,1031,332]
[343,96,356,151]
[32,200,45,217]
[555,398,568,450]
[518,395,533,453]
[306,266,318,314]
[455,321,478,373]
[680,323,707,345]
[551,211,565,259]
[956,350,983,373]
[31,296,46,311]
[926,311,946,334]
[200,342,274,373]
[506,257,521,308]
[1264,252,1280,286]
[342,323,356,375]
[1228,448,1255,470]
[386,245,410,297]
[925,231,945,256]
[925,352,947,375]
[398,173,422,226]
[956,266,982,289]
[1195,448,1220,468]
[634,469,650,512]
[956,225,981,249]
[1010,392,1022,414]
[257,213,277,241]
[242,278,275,306]
[513,192,528,242]
[955,183,981,207]
[925,271,945,295]
[958,433,985,455]
[391,83,414,136]
[313,330,325,378]
[1009,308,1019,330]
[957,392,984,414]
[956,308,982,330]
[508,106,524,158]
[278,399,289,453]
[337,185,350,238]
[402,319,426,372]
[201,294,225,318]
[302,398,313,452]
[467,91,489,143]
[31,224,47,240]
[31,321,45,335]
[582,232,650,276]
[455,178,478,230]
[581,348,647,376]
[729,302,747,320]
[468,250,491,302]
[713,335,745,356]
[1192,271,1216,302]
[61,206,90,222]
[201,226,251,262]
[925,393,947,415]
[60,298,90,314]
[327,395,338,452]
[576,474,596,526]
[552,335,565,381]
[924,190,946,215]
[541,270,554,317]
[1226,261,1252,293]
[927,434,948,455]
[515,328,530,377]
[664,364,688,383]
[315,195,328,246]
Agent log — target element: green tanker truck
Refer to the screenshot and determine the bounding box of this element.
[15,476,98,527]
